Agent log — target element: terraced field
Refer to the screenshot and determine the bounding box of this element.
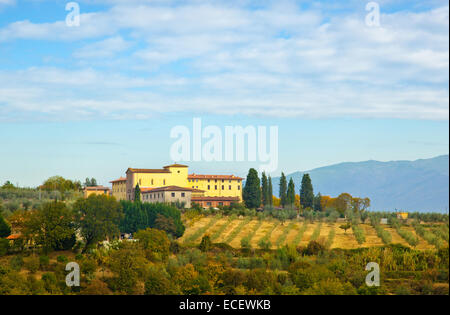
[179,216,445,250]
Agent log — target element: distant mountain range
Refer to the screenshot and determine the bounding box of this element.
[273,155,449,213]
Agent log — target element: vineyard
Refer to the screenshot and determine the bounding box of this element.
[180,215,448,250]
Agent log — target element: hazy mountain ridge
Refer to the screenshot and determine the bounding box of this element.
[274,155,449,213]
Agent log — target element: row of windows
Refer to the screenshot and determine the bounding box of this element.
[138,179,165,186]
[192,185,240,190]
[142,192,186,200]
[206,202,224,206]
[188,179,241,183]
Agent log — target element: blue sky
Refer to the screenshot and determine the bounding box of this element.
[0,0,448,187]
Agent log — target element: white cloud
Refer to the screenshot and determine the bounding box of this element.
[73,36,131,58]
[0,1,448,121]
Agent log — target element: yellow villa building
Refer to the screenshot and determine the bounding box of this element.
[83,186,111,198]
[109,177,127,201]
[110,164,243,208]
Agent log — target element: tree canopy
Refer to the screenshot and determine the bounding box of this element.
[279,173,287,208]
[300,174,314,209]
[73,195,124,252]
[243,168,261,209]
[41,176,82,193]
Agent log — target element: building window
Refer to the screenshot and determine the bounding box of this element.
[221,185,224,190]
[208,185,210,190]
[238,185,240,190]
[215,185,217,190]
[181,193,185,197]
[208,179,210,182]
[219,202,223,206]
[222,179,224,183]
[171,192,175,197]
[207,202,212,206]
[151,179,154,185]
[215,179,217,183]
[229,185,231,190]
[163,180,166,185]
[229,180,231,183]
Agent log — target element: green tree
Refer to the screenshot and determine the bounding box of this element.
[73,195,124,253]
[1,181,15,189]
[243,168,261,209]
[261,172,269,206]
[154,213,177,236]
[84,178,97,187]
[0,214,11,238]
[335,193,353,215]
[279,173,287,208]
[300,174,314,209]
[313,193,323,212]
[135,228,171,260]
[41,176,81,193]
[145,266,174,295]
[109,242,148,294]
[23,201,75,253]
[268,176,273,206]
[199,235,212,252]
[287,178,295,207]
[134,184,141,202]
[339,223,352,234]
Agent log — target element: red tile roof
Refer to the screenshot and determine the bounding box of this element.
[110,177,126,183]
[85,186,111,191]
[126,168,170,174]
[6,234,22,240]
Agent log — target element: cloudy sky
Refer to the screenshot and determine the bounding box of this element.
[0,0,448,187]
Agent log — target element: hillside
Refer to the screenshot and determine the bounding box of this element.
[274,155,449,212]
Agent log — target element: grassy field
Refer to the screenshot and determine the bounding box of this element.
[179,216,446,250]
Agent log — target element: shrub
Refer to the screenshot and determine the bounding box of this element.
[0,238,10,256]
[25,256,40,273]
[57,255,68,263]
[240,237,251,250]
[303,240,326,256]
[352,224,366,245]
[39,255,50,270]
[374,224,392,245]
[293,222,308,246]
[258,238,272,250]
[310,223,322,241]
[199,235,212,252]
[9,255,24,271]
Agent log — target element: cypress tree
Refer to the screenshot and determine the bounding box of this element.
[279,173,287,208]
[300,174,314,209]
[268,176,273,206]
[261,172,269,206]
[134,184,141,203]
[314,192,323,212]
[287,178,295,207]
[243,168,261,209]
